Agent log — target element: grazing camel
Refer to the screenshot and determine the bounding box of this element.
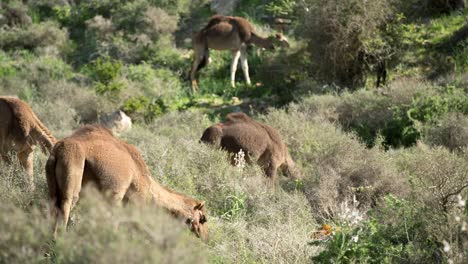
[0,96,56,189]
[201,112,300,187]
[190,15,290,91]
[46,125,208,241]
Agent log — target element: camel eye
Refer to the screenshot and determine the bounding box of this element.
[186,218,193,225]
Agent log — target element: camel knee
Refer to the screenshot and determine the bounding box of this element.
[109,190,126,206]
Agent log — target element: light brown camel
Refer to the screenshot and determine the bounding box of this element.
[46,125,208,241]
[0,96,56,189]
[190,15,290,92]
[200,112,300,187]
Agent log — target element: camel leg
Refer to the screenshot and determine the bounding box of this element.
[53,153,84,238]
[264,162,279,190]
[231,50,241,88]
[109,189,127,207]
[18,148,34,190]
[240,46,252,86]
[190,57,201,92]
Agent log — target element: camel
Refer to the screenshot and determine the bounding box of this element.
[190,15,290,92]
[0,96,56,189]
[200,112,300,187]
[45,125,208,241]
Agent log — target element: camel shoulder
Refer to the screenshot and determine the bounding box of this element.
[225,112,252,123]
[0,96,36,136]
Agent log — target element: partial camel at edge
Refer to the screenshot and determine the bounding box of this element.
[46,125,208,241]
[0,96,57,190]
[190,15,290,92]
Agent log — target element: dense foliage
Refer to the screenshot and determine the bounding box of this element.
[0,0,467,263]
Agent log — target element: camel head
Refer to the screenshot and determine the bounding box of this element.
[186,201,209,242]
[280,154,301,179]
[267,33,290,50]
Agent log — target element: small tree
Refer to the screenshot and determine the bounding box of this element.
[297,0,399,89]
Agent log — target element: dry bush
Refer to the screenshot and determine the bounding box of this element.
[260,107,410,217]
[0,21,67,51]
[143,7,179,38]
[0,166,208,264]
[423,112,468,151]
[86,15,116,39]
[298,78,432,146]
[297,0,396,88]
[395,144,468,211]
[120,111,318,262]
[53,189,207,264]
[0,204,52,262]
[0,1,32,28]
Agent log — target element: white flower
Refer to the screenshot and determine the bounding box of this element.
[351,235,359,243]
[455,216,461,222]
[234,149,246,170]
[462,221,466,232]
[442,240,451,252]
[457,195,465,207]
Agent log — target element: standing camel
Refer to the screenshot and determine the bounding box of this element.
[190,15,290,92]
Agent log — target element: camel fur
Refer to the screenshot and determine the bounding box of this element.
[201,112,300,186]
[190,15,289,91]
[46,125,208,241]
[0,96,56,189]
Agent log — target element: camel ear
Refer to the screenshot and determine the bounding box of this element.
[194,201,205,210]
[275,33,282,39]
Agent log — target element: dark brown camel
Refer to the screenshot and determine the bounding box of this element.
[200,112,300,187]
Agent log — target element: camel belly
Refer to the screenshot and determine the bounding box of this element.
[206,36,243,51]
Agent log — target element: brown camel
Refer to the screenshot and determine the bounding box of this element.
[190,15,290,91]
[201,112,300,186]
[0,96,56,189]
[46,125,208,241]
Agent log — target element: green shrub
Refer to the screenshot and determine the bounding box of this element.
[122,96,167,123]
[124,64,183,98]
[83,56,127,97]
[260,107,410,216]
[86,56,122,85]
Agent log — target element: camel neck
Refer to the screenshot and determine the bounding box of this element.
[250,33,272,49]
[149,177,193,218]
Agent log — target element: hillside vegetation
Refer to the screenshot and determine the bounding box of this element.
[0,0,467,263]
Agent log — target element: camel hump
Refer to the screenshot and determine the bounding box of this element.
[203,15,253,42]
[225,112,251,123]
[73,124,114,138]
[231,16,253,42]
[205,15,229,29]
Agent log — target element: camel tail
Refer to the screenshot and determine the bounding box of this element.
[31,113,56,154]
[45,150,59,209]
